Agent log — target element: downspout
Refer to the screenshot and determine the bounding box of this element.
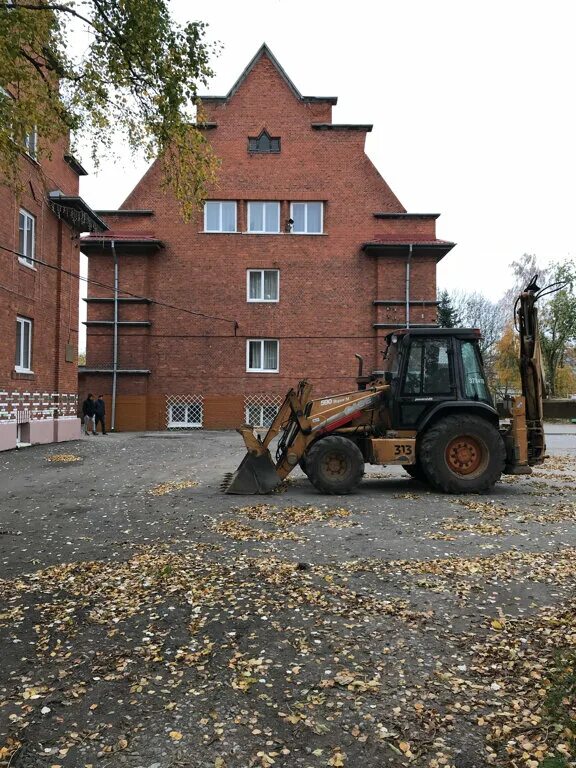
[53,217,63,437]
[111,240,118,432]
[405,243,413,328]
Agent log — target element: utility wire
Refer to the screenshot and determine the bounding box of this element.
[0,242,239,330]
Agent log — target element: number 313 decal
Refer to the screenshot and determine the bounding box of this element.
[394,444,413,456]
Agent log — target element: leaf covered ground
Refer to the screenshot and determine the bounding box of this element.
[0,431,575,768]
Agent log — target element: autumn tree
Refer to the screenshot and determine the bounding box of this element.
[493,323,521,395]
[538,262,576,397]
[0,0,219,217]
[437,289,460,328]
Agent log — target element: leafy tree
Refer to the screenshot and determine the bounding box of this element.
[539,262,576,397]
[437,289,460,328]
[0,0,219,217]
[493,323,521,395]
[554,363,576,399]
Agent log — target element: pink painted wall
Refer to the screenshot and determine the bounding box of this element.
[0,422,17,451]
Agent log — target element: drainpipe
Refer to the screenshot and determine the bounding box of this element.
[405,243,413,329]
[111,240,118,431]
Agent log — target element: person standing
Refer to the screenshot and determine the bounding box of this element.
[94,395,107,435]
[81,393,97,436]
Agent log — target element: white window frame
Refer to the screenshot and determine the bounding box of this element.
[247,201,280,234]
[18,209,35,267]
[245,403,279,428]
[246,339,279,373]
[290,201,324,234]
[15,316,33,373]
[24,127,38,160]
[168,402,203,428]
[204,201,237,233]
[247,269,280,303]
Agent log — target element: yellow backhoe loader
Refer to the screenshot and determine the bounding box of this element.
[225,278,551,495]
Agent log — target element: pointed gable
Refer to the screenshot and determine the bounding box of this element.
[200,43,337,107]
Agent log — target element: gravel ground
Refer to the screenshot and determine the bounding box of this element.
[0,426,575,768]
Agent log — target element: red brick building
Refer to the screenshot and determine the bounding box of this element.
[0,129,105,451]
[80,45,454,431]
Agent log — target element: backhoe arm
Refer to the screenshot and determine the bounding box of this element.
[509,277,546,467]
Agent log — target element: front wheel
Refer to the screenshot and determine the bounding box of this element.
[306,436,364,494]
[419,415,505,494]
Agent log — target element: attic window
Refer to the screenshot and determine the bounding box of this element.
[248,130,280,154]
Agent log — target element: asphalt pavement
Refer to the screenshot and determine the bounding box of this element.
[0,425,575,767]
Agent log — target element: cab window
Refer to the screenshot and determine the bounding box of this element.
[402,338,452,395]
[461,341,491,402]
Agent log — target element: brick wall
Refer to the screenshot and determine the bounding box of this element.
[0,134,79,418]
[80,46,453,431]
[0,134,90,448]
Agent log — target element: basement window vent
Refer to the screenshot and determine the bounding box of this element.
[244,394,281,429]
[166,395,203,429]
[248,130,280,154]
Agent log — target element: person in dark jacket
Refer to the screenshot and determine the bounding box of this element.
[82,393,96,436]
[94,395,107,435]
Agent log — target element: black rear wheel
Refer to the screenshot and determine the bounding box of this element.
[419,414,505,493]
[306,436,364,494]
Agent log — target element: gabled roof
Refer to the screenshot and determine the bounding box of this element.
[200,43,338,106]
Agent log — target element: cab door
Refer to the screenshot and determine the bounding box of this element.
[392,336,457,428]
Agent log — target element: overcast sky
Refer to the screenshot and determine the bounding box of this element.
[78,0,575,301]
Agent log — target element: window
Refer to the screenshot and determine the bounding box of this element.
[290,202,323,234]
[248,130,280,154]
[402,338,452,395]
[247,339,279,372]
[18,209,35,266]
[247,269,279,302]
[246,403,279,428]
[204,201,236,232]
[24,127,37,159]
[248,202,280,233]
[461,341,491,402]
[15,316,33,372]
[167,401,203,428]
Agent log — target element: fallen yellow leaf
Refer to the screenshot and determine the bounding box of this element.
[169,730,183,741]
[491,619,503,630]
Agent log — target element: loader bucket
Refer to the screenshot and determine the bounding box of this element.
[223,450,281,495]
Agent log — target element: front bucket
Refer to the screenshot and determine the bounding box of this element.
[224,451,281,495]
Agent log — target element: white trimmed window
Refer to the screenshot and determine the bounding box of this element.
[18,209,35,266]
[247,269,279,302]
[246,403,279,428]
[167,401,203,428]
[248,202,280,233]
[15,316,33,372]
[24,127,38,159]
[247,339,279,372]
[204,201,237,232]
[291,201,323,234]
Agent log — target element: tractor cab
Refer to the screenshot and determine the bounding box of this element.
[381,328,497,430]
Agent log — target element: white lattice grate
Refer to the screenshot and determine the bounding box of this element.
[0,390,77,421]
[244,394,282,429]
[166,395,203,429]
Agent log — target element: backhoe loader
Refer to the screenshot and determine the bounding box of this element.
[225,278,550,495]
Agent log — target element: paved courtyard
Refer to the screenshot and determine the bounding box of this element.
[1,426,575,767]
